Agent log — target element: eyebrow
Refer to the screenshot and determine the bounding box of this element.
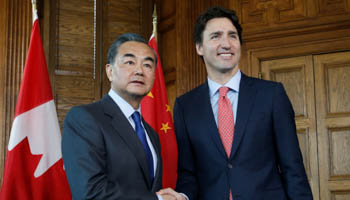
[122,53,136,59]
[210,30,238,35]
[144,56,155,63]
[210,31,223,36]
[122,53,155,63]
[228,31,238,35]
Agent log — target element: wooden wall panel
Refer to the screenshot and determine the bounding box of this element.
[0,0,32,185]
[297,129,311,179]
[318,0,350,15]
[160,0,175,19]
[175,0,208,96]
[330,129,350,177]
[270,65,307,117]
[160,29,176,84]
[0,0,9,184]
[314,51,350,199]
[53,0,96,127]
[159,28,176,109]
[332,192,350,200]
[0,0,9,187]
[326,63,350,114]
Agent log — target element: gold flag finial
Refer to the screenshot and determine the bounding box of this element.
[152,4,157,36]
[32,0,37,10]
[31,0,38,23]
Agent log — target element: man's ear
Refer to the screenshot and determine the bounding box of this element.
[196,43,203,56]
[105,64,113,82]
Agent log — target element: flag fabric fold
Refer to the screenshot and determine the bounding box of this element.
[0,18,71,200]
[141,35,178,188]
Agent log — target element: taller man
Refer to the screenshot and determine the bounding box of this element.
[173,6,313,200]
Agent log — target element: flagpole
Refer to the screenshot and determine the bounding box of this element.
[31,0,38,23]
[152,4,157,42]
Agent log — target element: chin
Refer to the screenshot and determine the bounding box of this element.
[220,63,238,70]
[128,91,149,99]
[217,67,234,73]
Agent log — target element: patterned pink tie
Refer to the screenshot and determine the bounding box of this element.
[218,87,234,156]
[218,87,234,200]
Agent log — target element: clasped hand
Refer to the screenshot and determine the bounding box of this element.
[157,188,186,200]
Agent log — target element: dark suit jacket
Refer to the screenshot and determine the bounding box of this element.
[173,73,312,200]
[62,95,162,200]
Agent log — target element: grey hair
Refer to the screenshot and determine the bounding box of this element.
[106,33,157,66]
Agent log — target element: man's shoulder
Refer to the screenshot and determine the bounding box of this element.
[176,82,208,103]
[69,99,102,113]
[66,95,110,119]
[241,74,282,90]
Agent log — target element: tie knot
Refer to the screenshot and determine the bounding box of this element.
[219,87,229,97]
[131,111,141,125]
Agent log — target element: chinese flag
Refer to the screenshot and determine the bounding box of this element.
[0,16,72,200]
[141,35,178,188]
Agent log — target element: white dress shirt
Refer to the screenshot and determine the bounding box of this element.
[108,89,162,199]
[207,69,241,124]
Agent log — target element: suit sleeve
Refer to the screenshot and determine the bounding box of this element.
[173,98,198,200]
[272,83,313,200]
[62,106,158,200]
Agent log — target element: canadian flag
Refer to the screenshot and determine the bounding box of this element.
[0,11,71,200]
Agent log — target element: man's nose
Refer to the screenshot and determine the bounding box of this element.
[220,36,231,49]
[134,62,144,75]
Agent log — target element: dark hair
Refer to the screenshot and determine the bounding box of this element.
[193,6,243,45]
[107,33,157,65]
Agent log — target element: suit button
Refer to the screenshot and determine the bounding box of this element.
[228,163,233,169]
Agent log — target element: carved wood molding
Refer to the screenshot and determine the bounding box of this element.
[0,0,32,185]
[248,31,350,78]
[239,0,350,40]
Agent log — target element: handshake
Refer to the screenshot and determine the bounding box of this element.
[157,188,187,200]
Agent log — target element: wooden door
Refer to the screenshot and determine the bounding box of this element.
[314,51,350,200]
[261,56,320,199]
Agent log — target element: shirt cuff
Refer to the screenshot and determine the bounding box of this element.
[180,193,189,200]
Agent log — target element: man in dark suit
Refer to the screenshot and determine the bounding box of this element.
[62,33,182,200]
[171,7,313,200]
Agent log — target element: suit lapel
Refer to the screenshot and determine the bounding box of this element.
[102,95,152,188]
[230,74,257,159]
[197,83,228,158]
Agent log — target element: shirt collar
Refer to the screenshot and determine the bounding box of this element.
[108,89,140,119]
[208,69,241,97]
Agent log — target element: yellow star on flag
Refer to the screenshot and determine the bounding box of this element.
[147,92,154,98]
[166,104,171,112]
[160,122,171,134]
